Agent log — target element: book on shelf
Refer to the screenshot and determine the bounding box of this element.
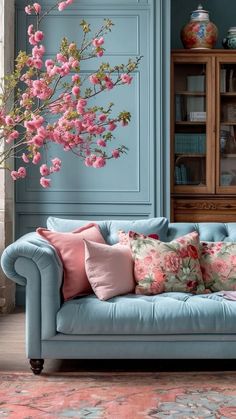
[175,133,206,153]
[180,164,187,184]
[229,69,234,92]
[175,166,182,184]
[188,111,206,121]
[187,75,205,92]
[175,94,187,121]
[186,97,205,120]
[220,69,227,93]
[175,165,188,184]
[175,94,182,121]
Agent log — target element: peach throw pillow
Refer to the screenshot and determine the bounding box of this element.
[37,223,105,300]
[84,239,135,300]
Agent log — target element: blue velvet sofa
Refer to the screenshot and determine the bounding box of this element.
[2,216,236,375]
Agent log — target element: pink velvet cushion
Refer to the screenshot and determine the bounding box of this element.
[200,241,236,291]
[37,223,105,300]
[84,239,135,300]
[129,231,205,295]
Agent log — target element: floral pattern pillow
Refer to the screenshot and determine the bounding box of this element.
[129,231,205,295]
[118,230,159,246]
[200,241,236,291]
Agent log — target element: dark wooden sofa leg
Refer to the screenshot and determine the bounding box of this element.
[30,359,44,375]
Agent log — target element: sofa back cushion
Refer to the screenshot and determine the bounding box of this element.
[37,223,105,300]
[47,216,169,244]
[167,223,236,243]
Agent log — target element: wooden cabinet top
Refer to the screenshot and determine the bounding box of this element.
[172,49,236,56]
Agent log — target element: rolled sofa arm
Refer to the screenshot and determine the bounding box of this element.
[1,232,63,357]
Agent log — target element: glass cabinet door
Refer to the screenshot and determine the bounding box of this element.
[217,57,236,192]
[171,56,214,194]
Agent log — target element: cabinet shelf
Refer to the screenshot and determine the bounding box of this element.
[175,154,205,164]
[175,153,205,157]
[175,91,206,96]
[221,92,236,96]
[175,121,206,125]
[220,122,236,125]
[221,154,236,158]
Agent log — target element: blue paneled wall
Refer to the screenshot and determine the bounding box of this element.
[15,0,170,302]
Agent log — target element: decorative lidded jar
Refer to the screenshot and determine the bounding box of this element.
[223,27,236,49]
[181,4,218,49]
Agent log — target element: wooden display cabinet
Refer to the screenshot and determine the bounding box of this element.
[171,50,236,222]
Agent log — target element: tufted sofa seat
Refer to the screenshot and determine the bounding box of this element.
[2,217,236,374]
[57,292,236,335]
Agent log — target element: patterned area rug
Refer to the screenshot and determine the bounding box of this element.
[1,371,236,418]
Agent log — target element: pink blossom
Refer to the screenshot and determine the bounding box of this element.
[40,177,51,188]
[105,80,114,89]
[5,115,14,125]
[22,153,29,163]
[60,63,70,76]
[97,139,106,147]
[32,45,45,58]
[32,152,41,164]
[48,65,61,76]
[84,157,93,167]
[112,149,120,159]
[99,114,107,122]
[45,59,54,69]
[121,73,133,84]
[34,31,44,42]
[11,171,19,181]
[66,0,74,5]
[96,49,104,57]
[40,164,50,176]
[78,99,87,107]
[33,3,41,14]
[92,37,104,47]
[58,1,67,11]
[93,156,106,168]
[27,24,34,36]
[25,6,32,14]
[71,59,79,69]
[56,53,67,63]
[25,116,44,132]
[89,74,100,84]
[33,58,43,69]
[72,86,80,96]
[72,74,80,83]
[51,157,62,172]
[6,130,19,143]
[17,167,27,178]
[29,134,44,147]
[29,35,38,46]
[97,126,105,134]
[26,57,34,67]
[108,122,117,131]
[68,42,76,51]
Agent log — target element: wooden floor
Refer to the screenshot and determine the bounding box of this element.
[0,308,235,374]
